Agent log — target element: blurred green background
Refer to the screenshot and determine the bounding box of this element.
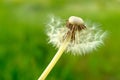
[0,0,120,80]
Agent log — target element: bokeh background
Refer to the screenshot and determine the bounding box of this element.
[0,0,120,80]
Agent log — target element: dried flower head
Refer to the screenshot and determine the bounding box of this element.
[47,16,107,55]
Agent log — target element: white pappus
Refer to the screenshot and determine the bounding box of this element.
[47,16,107,55]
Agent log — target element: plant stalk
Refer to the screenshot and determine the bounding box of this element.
[38,34,71,80]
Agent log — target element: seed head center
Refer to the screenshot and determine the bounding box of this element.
[65,16,86,41]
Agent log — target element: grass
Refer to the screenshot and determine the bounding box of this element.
[0,0,120,80]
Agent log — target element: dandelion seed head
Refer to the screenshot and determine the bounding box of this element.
[47,16,107,55]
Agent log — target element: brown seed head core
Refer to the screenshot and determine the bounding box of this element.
[65,16,86,42]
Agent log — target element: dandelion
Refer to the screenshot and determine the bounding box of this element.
[38,16,107,80]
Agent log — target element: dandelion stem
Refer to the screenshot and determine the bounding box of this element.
[38,34,71,80]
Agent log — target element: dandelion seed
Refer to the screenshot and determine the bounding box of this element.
[47,16,107,55]
[38,16,107,80]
